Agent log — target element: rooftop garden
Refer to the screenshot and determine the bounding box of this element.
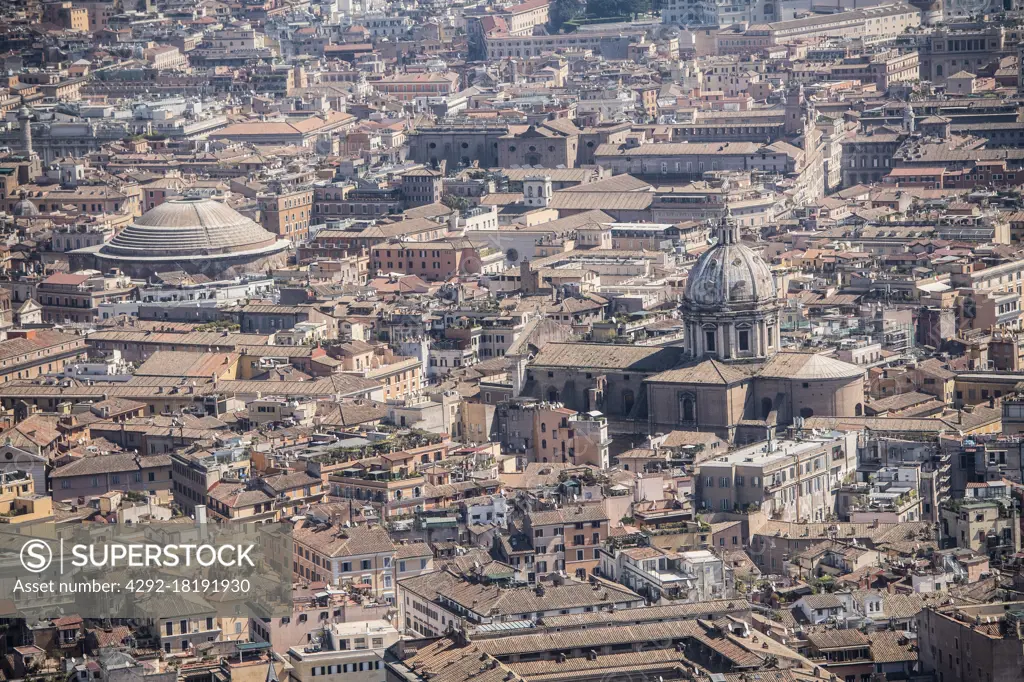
[313,429,444,464]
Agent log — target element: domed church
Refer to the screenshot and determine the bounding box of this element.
[644,214,866,442]
[70,197,290,279]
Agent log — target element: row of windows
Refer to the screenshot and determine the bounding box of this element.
[310,660,382,675]
[62,470,161,488]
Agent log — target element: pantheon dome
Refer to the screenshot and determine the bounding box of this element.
[72,197,290,278]
[681,214,781,362]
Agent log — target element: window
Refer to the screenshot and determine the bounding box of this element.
[738,330,750,351]
[705,330,716,352]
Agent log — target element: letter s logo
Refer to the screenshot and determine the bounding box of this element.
[21,540,52,573]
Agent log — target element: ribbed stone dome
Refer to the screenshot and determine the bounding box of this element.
[13,198,39,217]
[101,198,279,258]
[684,238,776,309]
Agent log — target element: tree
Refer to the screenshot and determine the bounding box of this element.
[550,0,584,30]
[619,0,650,16]
[585,0,649,18]
[441,194,471,212]
[585,0,619,17]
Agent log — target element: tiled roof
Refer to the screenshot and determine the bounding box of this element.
[263,471,321,494]
[646,358,750,385]
[530,343,685,371]
[528,504,608,526]
[207,482,272,508]
[51,453,170,478]
[808,629,868,650]
[395,542,432,559]
[0,330,82,362]
[758,351,864,380]
[292,523,394,558]
[537,600,751,628]
[869,630,917,662]
[393,637,520,682]
[476,620,702,657]
[800,593,843,610]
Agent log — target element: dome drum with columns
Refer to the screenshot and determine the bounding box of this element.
[682,212,782,363]
[70,197,290,279]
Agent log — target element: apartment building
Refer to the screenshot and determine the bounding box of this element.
[696,433,858,522]
[503,0,549,35]
[916,27,1010,84]
[286,621,399,682]
[0,329,87,383]
[51,453,173,503]
[35,271,136,324]
[484,30,641,59]
[918,602,1024,682]
[0,470,52,523]
[593,139,799,180]
[372,73,460,103]
[398,567,643,637]
[940,493,1020,561]
[714,4,921,55]
[292,522,397,601]
[598,544,732,604]
[171,447,251,517]
[330,341,423,401]
[830,50,921,90]
[264,471,326,517]
[841,130,907,188]
[522,504,610,580]
[400,169,443,208]
[149,608,222,655]
[259,189,314,241]
[369,241,471,281]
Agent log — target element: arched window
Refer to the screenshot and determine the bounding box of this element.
[548,389,558,403]
[541,439,547,450]
[622,389,635,415]
[799,407,814,419]
[855,403,863,416]
[680,393,696,423]
[540,422,546,432]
